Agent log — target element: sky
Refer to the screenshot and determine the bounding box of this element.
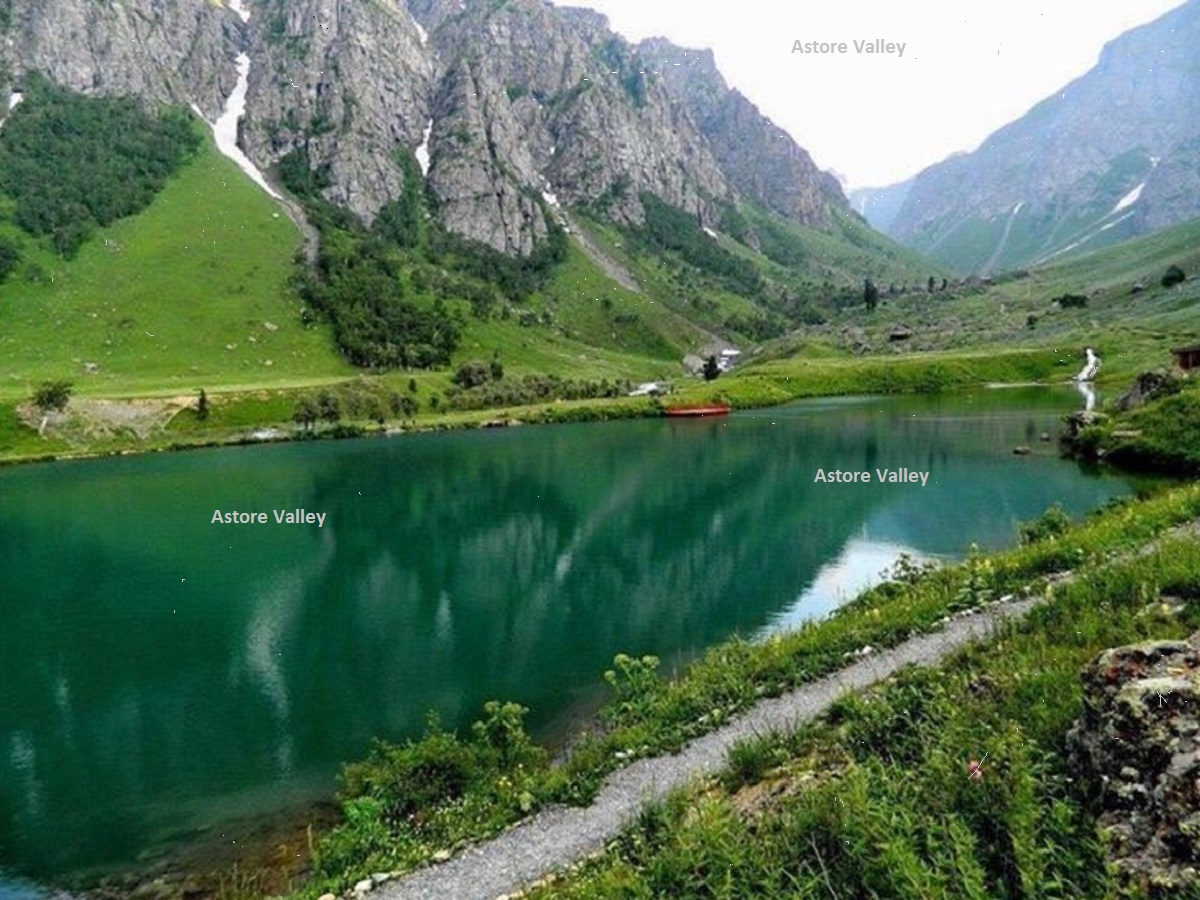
[555,0,1189,189]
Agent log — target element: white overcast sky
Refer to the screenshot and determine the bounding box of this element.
[554,0,1188,189]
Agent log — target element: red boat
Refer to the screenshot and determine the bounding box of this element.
[664,404,731,417]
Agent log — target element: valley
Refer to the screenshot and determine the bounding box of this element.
[0,1,1198,898]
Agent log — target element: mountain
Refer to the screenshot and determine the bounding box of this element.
[0,0,946,384]
[0,0,854,258]
[885,0,1200,275]
[848,179,913,234]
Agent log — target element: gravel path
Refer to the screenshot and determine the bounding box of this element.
[378,596,1043,900]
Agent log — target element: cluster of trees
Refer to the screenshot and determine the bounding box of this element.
[291,384,421,431]
[634,193,763,296]
[300,239,464,370]
[444,373,631,411]
[284,144,568,370]
[0,74,199,256]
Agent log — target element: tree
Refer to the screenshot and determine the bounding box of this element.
[0,237,21,283]
[863,277,879,311]
[32,380,72,436]
[196,388,210,421]
[927,276,936,294]
[317,391,341,425]
[391,392,419,421]
[292,395,319,432]
[33,380,72,413]
[453,359,491,389]
[1163,264,1186,288]
[703,355,721,381]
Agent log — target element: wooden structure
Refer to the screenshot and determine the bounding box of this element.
[1171,345,1200,372]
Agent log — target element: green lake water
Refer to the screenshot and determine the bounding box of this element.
[0,387,1147,895]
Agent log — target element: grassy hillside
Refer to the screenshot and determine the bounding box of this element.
[776,214,1200,383]
[0,133,353,400]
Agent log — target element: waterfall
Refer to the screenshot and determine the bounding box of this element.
[1074,347,1100,383]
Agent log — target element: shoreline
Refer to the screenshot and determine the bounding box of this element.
[0,344,1087,470]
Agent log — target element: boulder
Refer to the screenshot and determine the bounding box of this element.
[1115,371,1182,413]
[1068,633,1200,897]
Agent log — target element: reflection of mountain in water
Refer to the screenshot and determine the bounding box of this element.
[0,388,1139,880]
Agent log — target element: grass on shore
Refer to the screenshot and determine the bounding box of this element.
[527,525,1200,899]
[277,483,1200,899]
[0,346,1074,466]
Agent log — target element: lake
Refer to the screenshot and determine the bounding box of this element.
[0,387,1146,894]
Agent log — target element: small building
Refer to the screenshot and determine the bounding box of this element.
[1171,345,1200,372]
[629,381,667,397]
[717,349,742,372]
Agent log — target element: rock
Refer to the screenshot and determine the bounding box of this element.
[431,849,452,862]
[1115,371,1182,412]
[353,877,374,895]
[318,894,336,900]
[887,324,914,342]
[639,38,840,227]
[263,321,278,332]
[1068,633,1200,896]
[83,362,101,374]
[1131,281,1146,294]
[1013,445,1032,455]
[1039,432,1051,442]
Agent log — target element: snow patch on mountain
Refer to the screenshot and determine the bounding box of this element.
[1112,182,1145,215]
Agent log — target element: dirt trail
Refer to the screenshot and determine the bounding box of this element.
[378,597,1042,900]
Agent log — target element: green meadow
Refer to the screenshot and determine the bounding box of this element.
[0,134,354,401]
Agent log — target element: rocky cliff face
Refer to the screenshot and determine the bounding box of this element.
[885,0,1200,274]
[638,38,845,228]
[0,0,236,118]
[239,0,433,226]
[0,0,847,257]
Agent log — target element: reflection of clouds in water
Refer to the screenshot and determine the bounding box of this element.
[761,538,938,637]
[435,590,453,642]
[8,732,42,822]
[238,537,335,777]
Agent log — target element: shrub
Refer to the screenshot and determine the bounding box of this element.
[1162,264,1186,288]
[1018,504,1072,545]
[32,380,72,412]
[1053,293,1089,309]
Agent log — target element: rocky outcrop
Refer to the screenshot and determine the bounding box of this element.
[0,0,238,118]
[427,58,551,255]
[637,38,847,228]
[1068,632,1200,897]
[0,0,848,258]
[240,0,433,225]
[426,0,734,231]
[884,0,1200,273]
[1115,371,1184,413]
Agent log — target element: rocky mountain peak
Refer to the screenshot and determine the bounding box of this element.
[0,0,849,258]
[883,0,1200,273]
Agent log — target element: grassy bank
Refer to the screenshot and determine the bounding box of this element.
[1073,379,1200,476]
[0,347,1072,466]
[271,483,1200,900]
[531,528,1200,899]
